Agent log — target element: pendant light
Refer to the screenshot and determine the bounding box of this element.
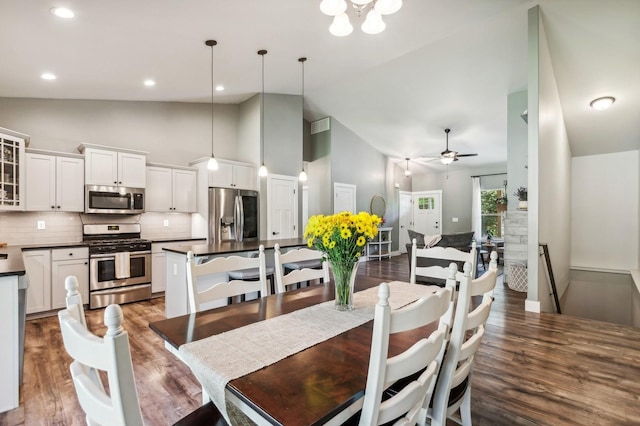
[205,40,219,171]
[258,49,268,178]
[298,57,308,183]
[404,157,411,176]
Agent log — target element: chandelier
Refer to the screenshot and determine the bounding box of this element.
[320,0,403,36]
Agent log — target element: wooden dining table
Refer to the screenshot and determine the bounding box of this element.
[149,276,439,426]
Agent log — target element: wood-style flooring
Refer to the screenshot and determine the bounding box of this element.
[2,254,640,425]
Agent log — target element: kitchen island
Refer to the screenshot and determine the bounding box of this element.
[163,238,307,318]
[0,246,27,413]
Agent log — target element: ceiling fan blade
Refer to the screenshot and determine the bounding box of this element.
[456,153,478,158]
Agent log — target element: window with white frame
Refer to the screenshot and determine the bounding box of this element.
[480,188,505,238]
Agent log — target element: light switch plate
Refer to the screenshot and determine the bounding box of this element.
[163,219,169,227]
[37,220,46,230]
[452,217,459,223]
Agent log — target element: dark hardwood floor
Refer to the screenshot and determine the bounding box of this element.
[2,254,640,425]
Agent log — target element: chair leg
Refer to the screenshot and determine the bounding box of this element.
[459,388,472,426]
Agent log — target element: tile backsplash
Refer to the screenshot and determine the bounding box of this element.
[0,211,194,245]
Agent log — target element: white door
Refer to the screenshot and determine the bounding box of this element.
[412,190,442,236]
[398,191,412,253]
[334,182,356,213]
[267,174,298,240]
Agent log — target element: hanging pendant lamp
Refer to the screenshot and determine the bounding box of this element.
[205,40,219,171]
[404,157,411,176]
[298,57,308,183]
[258,49,268,178]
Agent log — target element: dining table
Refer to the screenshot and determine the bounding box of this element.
[149,275,440,426]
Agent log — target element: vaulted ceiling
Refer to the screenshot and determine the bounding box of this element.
[1,0,638,172]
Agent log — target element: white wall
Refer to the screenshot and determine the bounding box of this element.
[528,6,573,312]
[571,151,638,270]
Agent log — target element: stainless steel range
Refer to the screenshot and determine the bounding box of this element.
[83,223,151,309]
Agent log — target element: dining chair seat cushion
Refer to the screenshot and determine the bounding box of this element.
[228,266,275,280]
[283,259,322,270]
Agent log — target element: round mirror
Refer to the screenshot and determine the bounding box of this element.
[370,195,386,218]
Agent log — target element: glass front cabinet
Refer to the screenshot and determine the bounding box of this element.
[0,128,29,211]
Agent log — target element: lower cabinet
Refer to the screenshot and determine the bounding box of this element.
[24,247,88,314]
[151,240,204,294]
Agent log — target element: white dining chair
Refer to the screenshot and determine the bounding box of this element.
[273,244,329,293]
[357,282,452,426]
[410,239,477,285]
[186,245,269,313]
[427,255,498,426]
[58,276,144,426]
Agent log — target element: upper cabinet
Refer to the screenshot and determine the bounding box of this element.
[146,164,197,212]
[78,144,147,188]
[25,150,84,212]
[0,128,29,211]
[209,159,257,190]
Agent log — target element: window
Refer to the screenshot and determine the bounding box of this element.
[480,189,504,238]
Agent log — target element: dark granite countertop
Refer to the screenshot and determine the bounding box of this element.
[21,241,87,251]
[163,238,307,256]
[0,246,26,277]
[150,237,206,244]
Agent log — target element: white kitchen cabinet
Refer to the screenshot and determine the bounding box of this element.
[146,165,197,212]
[79,144,147,188]
[151,239,204,294]
[208,159,256,190]
[25,151,84,212]
[50,247,89,309]
[23,250,51,314]
[23,247,88,314]
[0,273,21,412]
[0,128,28,211]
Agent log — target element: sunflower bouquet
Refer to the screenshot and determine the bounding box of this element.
[304,211,382,310]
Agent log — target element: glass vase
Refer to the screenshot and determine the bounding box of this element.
[331,260,358,311]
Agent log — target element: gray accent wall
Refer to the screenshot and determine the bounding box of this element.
[507,90,528,209]
[0,97,238,165]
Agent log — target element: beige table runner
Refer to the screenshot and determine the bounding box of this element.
[179,281,438,422]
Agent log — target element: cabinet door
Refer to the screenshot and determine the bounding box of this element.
[25,153,56,211]
[151,252,166,293]
[23,250,51,314]
[173,169,197,212]
[51,258,89,309]
[208,161,234,188]
[118,152,147,188]
[233,163,257,190]
[0,133,26,211]
[56,156,84,212]
[146,166,173,212]
[85,148,118,185]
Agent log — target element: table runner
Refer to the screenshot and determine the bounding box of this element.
[178,281,438,422]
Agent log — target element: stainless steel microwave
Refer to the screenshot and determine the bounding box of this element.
[85,185,145,214]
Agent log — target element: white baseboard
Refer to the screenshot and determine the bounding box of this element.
[525,299,541,313]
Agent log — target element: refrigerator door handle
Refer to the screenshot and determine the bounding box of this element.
[239,195,245,241]
[234,195,244,241]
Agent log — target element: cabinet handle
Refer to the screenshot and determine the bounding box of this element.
[272,231,279,235]
[84,262,88,265]
[114,181,117,184]
[118,181,122,184]
[51,206,55,209]
[68,253,73,256]
[57,206,61,209]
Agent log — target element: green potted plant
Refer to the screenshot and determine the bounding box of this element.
[496,196,508,213]
[514,186,528,210]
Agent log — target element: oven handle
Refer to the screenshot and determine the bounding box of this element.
[89,250,151,259]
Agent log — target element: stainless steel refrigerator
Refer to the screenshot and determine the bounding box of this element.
[209,187,259,243]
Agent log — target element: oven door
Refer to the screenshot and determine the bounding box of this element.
[90,250,151,291]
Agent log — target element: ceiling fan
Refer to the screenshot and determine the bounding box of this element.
[423,128,478,165]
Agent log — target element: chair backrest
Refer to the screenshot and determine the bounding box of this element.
[428,256,498,426]
[359,283,452,426]
[186,245,268,313]
[58,280,143,426]
[273,244,330,293]
[410,239,477,284]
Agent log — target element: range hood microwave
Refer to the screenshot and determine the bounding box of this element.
[85,185,144,214]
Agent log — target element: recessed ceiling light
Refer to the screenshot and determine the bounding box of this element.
[50,7,75,19]
[215,85,225,92]
[143,79,156,87]
[41,73,57,80]
[590,96,615,110]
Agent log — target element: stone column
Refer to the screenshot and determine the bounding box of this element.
[504,210,528,283]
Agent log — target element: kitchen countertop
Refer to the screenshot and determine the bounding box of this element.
[20,241,87,252]
[150,237,206,244]
[0,246,26,277]
[163,238,307,256]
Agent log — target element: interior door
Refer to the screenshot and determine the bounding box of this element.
[334,182,356,213]
[267,174,298,240]
[398,191,412,253]
[412,190,442,236]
